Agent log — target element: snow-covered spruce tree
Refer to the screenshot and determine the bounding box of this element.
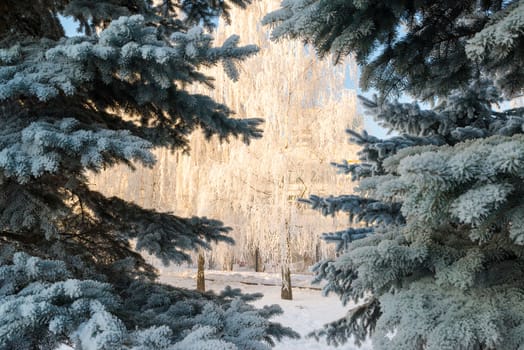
[264,1,524,349]
[0,1,299,349]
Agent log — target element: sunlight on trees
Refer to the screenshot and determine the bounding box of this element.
[91,0,361,273]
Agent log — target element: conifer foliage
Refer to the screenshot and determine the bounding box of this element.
[0,1,298,349]
[265,1,524,349]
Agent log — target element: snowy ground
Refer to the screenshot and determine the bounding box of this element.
[159,268,373,350]
[59,269,372,349]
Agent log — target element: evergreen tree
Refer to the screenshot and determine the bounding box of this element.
[0,1,298,349]
[264,1,524,349]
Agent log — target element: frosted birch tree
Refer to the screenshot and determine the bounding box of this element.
[91,0,362,272]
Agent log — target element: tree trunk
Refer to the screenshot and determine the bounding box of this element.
[222,251,234,271]
[255,246,263,272]
[281,264,293,300]
[281,221,293,300]
[197,252,205,292]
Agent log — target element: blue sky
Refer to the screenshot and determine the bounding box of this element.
[59,15,79,37]
[358,93,391,139]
